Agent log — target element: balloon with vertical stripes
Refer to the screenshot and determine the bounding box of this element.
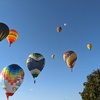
[63,50,77,72]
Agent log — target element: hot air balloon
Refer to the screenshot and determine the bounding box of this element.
[87,44,92,50]
[51,54,55,59]
[56,26,62,32]
[26,53,45,83]
[6,29,18,47]
[0,22,9,42]
[64,23,67,26]
[63,50,77,72]
[0,64,24,100]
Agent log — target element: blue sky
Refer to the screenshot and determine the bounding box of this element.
[0,0,100,100]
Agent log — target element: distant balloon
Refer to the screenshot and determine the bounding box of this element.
[87,44,92,50]
[56,26,62,32]
[6,29,18,47]
[0,64,24,100]
[64,23,67,26]
[0,22,9,42]
[51,54,55,59]
[26,53,45,83]
[63,50,77,72]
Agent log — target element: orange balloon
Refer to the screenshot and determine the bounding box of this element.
[6,29,18,47]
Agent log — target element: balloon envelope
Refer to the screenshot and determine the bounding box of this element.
[87,44,92,50]
[63,50,77,71]
[0,22,9,41]
[6,29,18,46]
[64,23,67,26]
[0,64,24,100]
[56,27,62,32]
[51,54,55,59]
[26,53,45,83]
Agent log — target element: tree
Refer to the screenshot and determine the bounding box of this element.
[79,69,100,100]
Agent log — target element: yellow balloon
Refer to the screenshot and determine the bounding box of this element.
[87,44,92,50]
[63,50,77,72]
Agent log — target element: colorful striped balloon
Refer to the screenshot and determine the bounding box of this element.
[6,29,18,47]
[63,50,77,72]
[0,64,24,100]
[26,53,45,83]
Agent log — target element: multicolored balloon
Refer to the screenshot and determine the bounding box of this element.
[63,50,77,72]
[87,44,92,50]
[56,26,62,32]
[6,29,18,47]
[0,22,9,42]
[0,64,24,100]
[51,54,55,59]
[26,53,45,83]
